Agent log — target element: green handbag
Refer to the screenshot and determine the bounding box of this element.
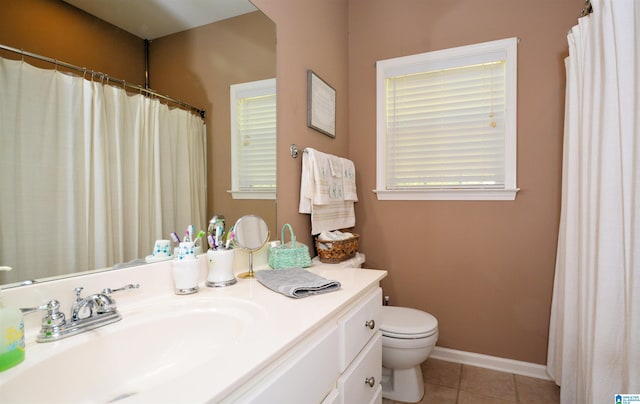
[268,224,312,269]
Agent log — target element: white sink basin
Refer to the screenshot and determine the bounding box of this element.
[0,296,266,403]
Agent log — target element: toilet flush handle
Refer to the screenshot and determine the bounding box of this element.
[365,319,375,329]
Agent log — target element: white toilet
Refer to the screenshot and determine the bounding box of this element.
[380,305,439,403]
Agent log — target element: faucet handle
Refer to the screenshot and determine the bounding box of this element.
[20,300,57,315]
[102,283,140,296]
[97,284,140,313]
[74,287,84,300]
[21,300,67,331]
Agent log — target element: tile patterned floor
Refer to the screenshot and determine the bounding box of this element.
[383,358,560,404]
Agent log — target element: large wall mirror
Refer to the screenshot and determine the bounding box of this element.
[0,0,276,287]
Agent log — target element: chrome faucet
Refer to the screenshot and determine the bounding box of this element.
[22,283,139,342]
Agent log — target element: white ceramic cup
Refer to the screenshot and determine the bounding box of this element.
[171,259,200,294]
[206,249,236,287]
[176,241,196,260]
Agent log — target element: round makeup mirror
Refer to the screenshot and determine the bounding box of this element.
[232,215,270,278]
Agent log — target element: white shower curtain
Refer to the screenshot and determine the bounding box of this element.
[0,57,206,284]
[547,0,639,403]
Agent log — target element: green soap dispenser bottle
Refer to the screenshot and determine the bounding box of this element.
[0,266,25,372]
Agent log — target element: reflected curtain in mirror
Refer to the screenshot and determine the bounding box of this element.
[0,57,206,285]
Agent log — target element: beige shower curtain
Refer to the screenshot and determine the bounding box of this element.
[546,0,639,402]
[0,57,206,284]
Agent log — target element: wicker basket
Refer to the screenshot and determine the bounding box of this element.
[315,233,359,264]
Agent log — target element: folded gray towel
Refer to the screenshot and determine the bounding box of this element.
[254,267,341,298]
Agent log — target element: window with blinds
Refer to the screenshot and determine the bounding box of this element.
[230,78,276,199]
[375,38,519,200]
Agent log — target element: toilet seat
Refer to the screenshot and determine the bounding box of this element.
[380,306,438,339]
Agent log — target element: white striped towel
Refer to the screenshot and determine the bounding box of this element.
[310,201,355,235]
[299,148,358,235]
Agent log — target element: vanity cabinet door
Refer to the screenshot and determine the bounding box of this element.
[338,287,382,371]
[236,324,339,404]
[337,333,382,404]
[321,389,340,404]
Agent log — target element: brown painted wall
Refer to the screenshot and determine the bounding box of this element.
[0,0,144,84]
[258,0,581,365]
[3,0,582,365]
[149,12,277,235]
[348,0,580,364]
[253,0,350,246]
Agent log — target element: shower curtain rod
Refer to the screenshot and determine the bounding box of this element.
[0,43,206,119]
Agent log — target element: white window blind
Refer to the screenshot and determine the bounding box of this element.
[230,79,276,199]
[376,38,518,201]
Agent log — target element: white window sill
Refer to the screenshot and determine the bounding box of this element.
[228,190,276,200]
[373,188,519,201]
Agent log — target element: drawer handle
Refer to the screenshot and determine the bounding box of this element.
[365,319,375,330]
[365,376,376,388]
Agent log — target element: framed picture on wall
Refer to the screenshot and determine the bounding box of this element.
[307,70,336,138]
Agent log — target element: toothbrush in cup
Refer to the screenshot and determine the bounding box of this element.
[207,234,217,250]
[194,230,205,246]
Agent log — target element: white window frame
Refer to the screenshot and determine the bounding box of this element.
[230,78,276,200]
[375,37,519,201]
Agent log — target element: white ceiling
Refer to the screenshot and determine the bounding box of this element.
[63,0,258,40]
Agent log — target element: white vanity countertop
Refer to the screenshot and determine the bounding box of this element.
[0,256,387,403]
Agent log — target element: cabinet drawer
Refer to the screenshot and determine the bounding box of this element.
[337,333,382,404]
[338,287,381,371]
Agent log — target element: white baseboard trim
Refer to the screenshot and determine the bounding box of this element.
[430,346,552,381]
